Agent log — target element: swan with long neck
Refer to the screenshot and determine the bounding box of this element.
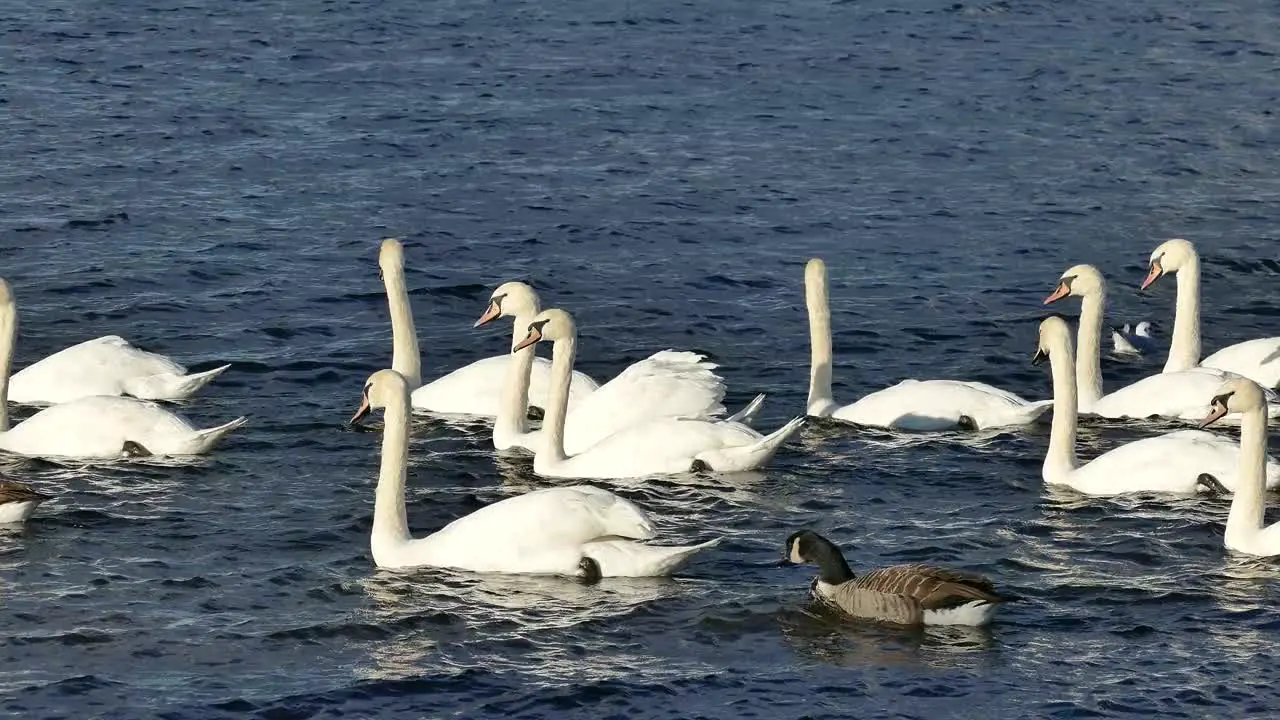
[1033,315,1280,495]
[378,239,599,417]
[476,281,762,453]
[349,368,719,577]
[804,258,1051,430]
[1199,378,1280,557]
[1042,264,1279,421]
[1143,238,1280,388]
[513,309,805,479]
[0,278,246,460]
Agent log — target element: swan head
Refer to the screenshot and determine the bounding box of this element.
[805,258,827,285]
[1044,264,1104,304]
[1199,377,1267,428]
[350,369,411,425]
[378,238,405,277]
[474,281,540,328]
[512,308,574,352]
[1032,315,1072,366]
[1142,238,1197,290]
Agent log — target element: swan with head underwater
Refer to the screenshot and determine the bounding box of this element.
[377,239,599,417]
[348,367,720,579]
[1042,264,1280,422]
[1199,377,1280,557]
[780,530,1011,626]
[511,308,805,479]
[1032,315,1280,496]
[0,278,246,460]
[1142,238,1280,389]
[802,258,1051,431]
[474,281,766,453]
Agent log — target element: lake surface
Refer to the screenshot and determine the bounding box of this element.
[3,0,1280,717]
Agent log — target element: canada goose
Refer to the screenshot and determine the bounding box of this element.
[781,530,1010,626]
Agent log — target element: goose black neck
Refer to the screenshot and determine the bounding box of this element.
[810,534,855,585]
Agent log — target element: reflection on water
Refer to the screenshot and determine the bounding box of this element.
[776,605,998,671]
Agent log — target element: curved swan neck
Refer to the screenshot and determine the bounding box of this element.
[372,382,413,557]
[383,261,422,389]
[1076,291,1105,409]
[1226,405,1268,548]
[0,292,12,432]
[540,334,576,464]
[1164,255,1202,373]
[1044,333,1080,484]
[496,312,537,439]
[805,262,835,413]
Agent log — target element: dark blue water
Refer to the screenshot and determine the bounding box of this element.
[4,0,1280,717]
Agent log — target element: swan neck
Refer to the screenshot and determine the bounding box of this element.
[496,312,536,439]
[1076,291,1105,409]
[806,267,834,413]
[0,298,12,432]
[1165,257,1201,372]
[372,385,413,552]
[384,262,422,389]
[540,335,575,464]
[1044,334,1080,484]
[1227,406,1268,545]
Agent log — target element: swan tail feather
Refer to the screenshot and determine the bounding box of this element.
[123,364,232,401]
[990,399,1053,429]
[585,537,721,577]
[696,416,805,472]
[723,393,766,426]
[182,416,248,454]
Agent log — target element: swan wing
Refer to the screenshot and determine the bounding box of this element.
[833,379,1046,430]
[0,396,207,458]
[544,417,763,479]
[1202,337,1280,388]
[1065,430,1277,495]
[1091,368,1242,419]
[560,350,727,453]
[411,355,598,417]
[8,335,187,404]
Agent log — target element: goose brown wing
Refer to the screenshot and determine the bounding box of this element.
[0,481,47,504]
[822,582,924,625]
[853,564,1004,610]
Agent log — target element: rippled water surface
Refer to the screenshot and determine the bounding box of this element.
[4,0,1280,717]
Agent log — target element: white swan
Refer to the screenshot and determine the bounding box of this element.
[1111,322,1157,356]
[804,258,1051,431]
[0,480,51,524]
[513,309,805,479]
[7,335,230,405]
[350,368,720,577]
[1043,264,1279,422]
[1199,378,1280,556]
[378,239,599,417]
[1143,238,1280,388]
[1033,315,1280,496]
[477,281,757,453]
[0,279,246,460]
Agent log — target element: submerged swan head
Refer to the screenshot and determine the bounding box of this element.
[474,281,540,328]
[1200,377,1268,428]
[1143,238,1197,290]
[1044,264,1104,304]
[350,369,411,425]
[1032,315,1072,365]
[512,308,574,352]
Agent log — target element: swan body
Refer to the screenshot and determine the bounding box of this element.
[0,279,245,460]
[1033,316,1280,496]
[0,480,52,524]
[1200,379,1280,557]
[782,530,1009,627]
[378,239,598,417]
[475,282,733,453]
[1144,238,1280,388]
[804,258,1050,430]
[1111,322,1157,356]
[516,309,804,479]
[1043,264,1279,422]
[7,335,230,405]
[351,368,719,577]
